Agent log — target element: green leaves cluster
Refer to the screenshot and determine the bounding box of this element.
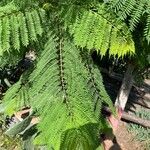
[0,2,44,56]
[108,0,150,43]
[3,33,113,149]
[61,3,135,57]
[1,0,149,149]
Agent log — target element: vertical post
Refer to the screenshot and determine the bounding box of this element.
[115,63,135,110]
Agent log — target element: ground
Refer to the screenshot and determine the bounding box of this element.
[103,120,145,150]
[113,121,144,150]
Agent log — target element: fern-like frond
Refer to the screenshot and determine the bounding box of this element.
[28,34,98,149]
[17,13,29,47]
[2,80,22,115]
[117,0,136,20]
[3,33,114,149]
[81,52,115,120]
[144,10,150,43]
[108,0,124,12]
[1,0,150,149]
[2,16,10,52]
[25,11,37,42]
[2,72,31,116]
[0,2,45,55]
[69,9,135,57]
[108,0,150,43]
[0,20,3,55]
[10,14,20,50]
[129,1,145,31]
[61,4,84,29]
[109,0,136,19]
[60,3,135,57]
[60,124,101,150]
[31,10,43,36]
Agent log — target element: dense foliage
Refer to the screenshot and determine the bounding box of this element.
[0,0,149,149]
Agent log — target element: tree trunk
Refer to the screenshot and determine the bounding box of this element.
[122,112,150,128]
[115,63,135,110]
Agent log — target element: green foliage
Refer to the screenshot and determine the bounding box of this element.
[62,4,135,57]
[0,2,44,55]
[60,124,101,150]
[129,1,144,31]
[2,80,22,115]
[2,33,113,149]
[144,12,150,43]
[108,0,150,43]
[1,0,149,149]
